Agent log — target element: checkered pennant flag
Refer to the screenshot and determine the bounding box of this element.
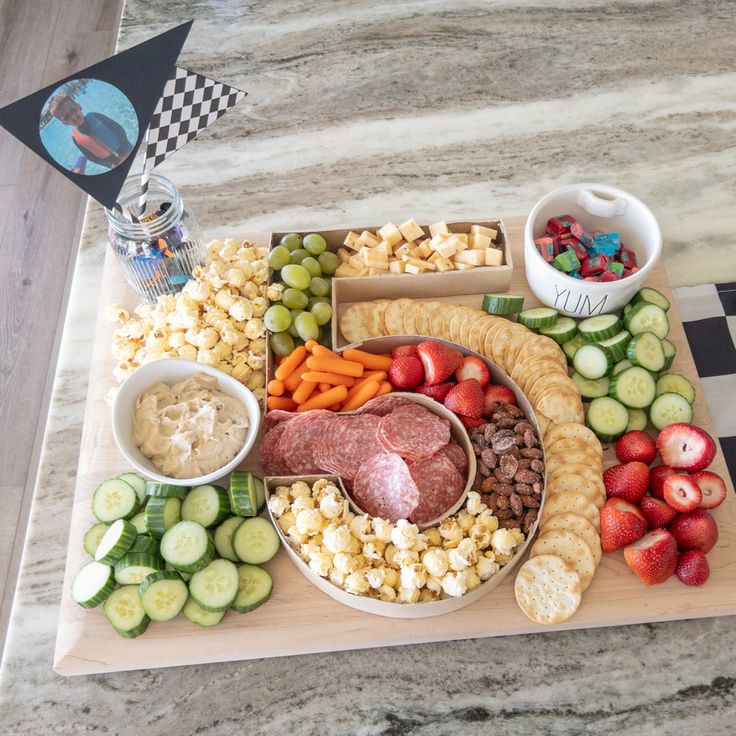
[144,66,246,170]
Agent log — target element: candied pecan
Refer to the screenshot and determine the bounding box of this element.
[514,483,533,495]
[514,421,534,435]
[500,517,521,529]
[499,454,519,479]
[506,404,523,417]
[522,509,538,533]
[497,417,517,429]
[484,492,499,510]
[478,462,491,477]
[472,442,482,455]
[520,447,543,459]
[483,423,497,442]
[480,448,497,468]
[495,508,513,520]
[531,459,545,474]
[515,432,525,446]
[523,429,537,448]
[515,468,541,484]
[481,476,495,493]
[492,410,513,422]
[496,495,510,510]
[517,458,532,470]
[492,435,516,454]
[532,481,543,496]
[494,483,514,496]
[521,495,540,508]
[509,493,523,516]
[508,445,521,459]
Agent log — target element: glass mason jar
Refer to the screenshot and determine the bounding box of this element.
[105,173,207,303]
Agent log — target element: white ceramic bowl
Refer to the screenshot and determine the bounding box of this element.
[524,183,662,317]
[112,359,261,487]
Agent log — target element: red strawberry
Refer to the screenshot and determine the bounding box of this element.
[454,356,490,388]
[483,384,516,416]
[444,378,485,418]
[649,465,676,500]
[623,529,678,585]
[639,496,677,529]
[416,340,463,385]
[603,462,650,503]
[690,470,727,510]
[656,423,716,472]
[415,381,455,403]
[670,510,719,553]
[387,356,424,390]
[458,414,487,429]
[391,345,418,359]
[615,430,657,465]
[600,498,648,552]
[663,474,702,513]
[676,549,710,586]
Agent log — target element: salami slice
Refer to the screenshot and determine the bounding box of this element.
[263,409,297,435]
[315,413,385,481]
[440,441,468,475]
[377,404,451,461]
[351,453,420,521]
[408,452,465,524]
[278,410,336,475]
[357,394,414,417]
[260,422,290,476]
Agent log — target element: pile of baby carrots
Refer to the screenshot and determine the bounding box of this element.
[266,340,393,413]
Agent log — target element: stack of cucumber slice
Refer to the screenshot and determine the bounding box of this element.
[72,470,278,638]
[516,287,695,443]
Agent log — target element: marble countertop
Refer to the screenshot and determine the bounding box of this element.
[2,1,736,734]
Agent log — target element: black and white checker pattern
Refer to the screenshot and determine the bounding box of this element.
[674,282,736,483]
[144,66,246,170]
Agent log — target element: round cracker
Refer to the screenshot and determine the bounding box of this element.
[526,373,578,405]
[483,319,511,361]
[417,301,444,337]
[540,490,600,530]
[468,316,497,355]
[512,357,568,389]
[402,300,423,335]
[440,305,464,340]
[383,298,413,335]
[490,324,521,368]
[449,306,476,344]
[547,462,605,496]
[546,473,605,509]
[544,423,602,454]
[541,512,601,567]
[535,411,553,438]
[514,555,582,625]
[339,303,373,344]
[459,309,485,348]
[546,451,602,476]
[504,328,534,369]
[366,300,390,338]
[546,437,603,459]
[530,530,596,590]
[534,388,585,425]
[522,334,568,368]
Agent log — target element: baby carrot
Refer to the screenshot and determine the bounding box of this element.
[377,381,393,396]
[341,379,380,412]
[267,379,285,397]
[345,371,387,400]
[292,379,317,405]
[267,396,297,411]
[329,402,342,412]
[296,384,348,412]
[306,355,364,378]
[318,382,331,393]
[305,339,319,353]
[274,345,307,381]
[312,344,340,360]
[284,358,309,391]
[342,348,393,371]
[301,371,356,387]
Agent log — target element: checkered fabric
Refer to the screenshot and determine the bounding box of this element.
[144,66,246,170]
[674,282,736,483]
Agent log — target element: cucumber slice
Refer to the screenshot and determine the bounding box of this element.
[562,333,586,365]
[229,472,264,517]
[182,484,231,527]
[624,302,669,339]
[117,472,147,504]
[578,314,622,342]
[613,359,633,375]
[626,332,665,372]
[661,339,676,371]
[94,519,137,565]
[608,366,657,409]
[83,522,109,557]
[71,561,115,608]
[214,517,245,562]
[182,596,226,628]
[539,317,578,344]
[114,552,164,585]
[233,564,273,613]
[517,307,558,330]
[130,534,159,555]
[145,482,189,499]
[232,517,280,565]
[655,373,696,404]
[572,343,613,380]
[571,372,610,399]
[104,586,150,638]
[649,392,694,430]
[627,408,648,432]
[139,570,189,621]
[188,558,240,612]
[129,511,148,534]
[585,396,629,443]
[160,520,215,573]
[145,496,182,538]
[92,477,139,523]
[631,287,671,312]
[482,294,525,315]
[623,303,633,316]
[597,330,631,362]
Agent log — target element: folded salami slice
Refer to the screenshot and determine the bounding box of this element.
[316,413,385,482]
[357,394,414,417]
[263,409,297,435]
[260,422,290,476]
[351,453,420,521]
[408,452,465,524]
[377,404,451,462]
[440,442,468,475]
[279,410,336,475]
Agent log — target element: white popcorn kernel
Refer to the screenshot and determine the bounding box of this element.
[439,518,464,548]
[393,548,420,568]
[510,528,526,546]
[382,567,400,589]
[424,527,442,546]
[491,528,518,557]
[319,492,347,520]
[400,563,427,590]
[422,548,449,578]
[476,555,501,581]
[291,495,315,513]
[228,298,253,322]
[322,524,352,554]
[177,344,198,361]
[476,510,500,533]
[366,567,386,590]
[456,510,475,532]
[372,518,394,543]
[466,491,488,516]
[465,568,481,591]
[362,540,386,561]
[225,268,246,288]
[266,283,285,301]
[344,571,369,595]
[267,495,290,518]
[448,538,478,572]
[426,575,443,594]
[243,317,265,340]
[276,511,296,534]
[231,363,253,382]
[107,303,130,322]
[275,485,291,498]
[308,553,332,578]
[299,541,321,562]
[470,524,493,550]
[391,519,419,550]
[289,481,311,500]
[397,586,420,604]
[379,584,397,602]
[287,526,309,546]
[295,508,324,536]
[441,571,469,598]
[350,515,376,543]
[411,533,429,553]
[384,543,398,567]
[419,587,439,602]
[328,567,346,587]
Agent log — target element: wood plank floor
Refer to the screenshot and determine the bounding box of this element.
[0,0,124,658]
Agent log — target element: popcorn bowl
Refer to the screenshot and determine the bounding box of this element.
[112,358,261,487]
[524,183,662,316]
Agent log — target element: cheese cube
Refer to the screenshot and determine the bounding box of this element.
[348,254,364,271]
[355,266,370,276]
[405,256,436,271]
[404,263,422,274]
[399,218,425,242]
[389,260,406,274]
[471,224,498,240]
[469,233,492,250]
[408,246,422,259]
[376,240,393,254]
[454,249,486,266]
[427,252,442,263]
[360,246,389,268]
[454,233,469,244]
[343,231,361,250]
[378,223,403,247]
[394,243,411,259]
[416,242,432,259]
[434,236,459,259]
[454,262,475,270]
[454,238,468,252]
[435,257,454,272]
[429,221,450,237]
[337,247,351,263]
[335,263,359,277]
[369,267,386,276]
[485,248,504,266]
[359,230,381,247]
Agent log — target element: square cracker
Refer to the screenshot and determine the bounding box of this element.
[514,555,582,625]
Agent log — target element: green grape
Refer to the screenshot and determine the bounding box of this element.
[310,301,332,326]
[302,288,314,299]
[317,251,339,275]
[279,233,303,251]
[294,311,319,342]
[308,296,331,310]
[287,310,304,338]
[282,288,309,310]
[268,245,290,270]
[303,233,327,255]
[264,304,292,333]
[301,257,322,278]
[281,264,311,290]
[289,248,310,265]
[269,331,295,357]
[309,277,330,298]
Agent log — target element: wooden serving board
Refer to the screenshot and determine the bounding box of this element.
[54,217,736,675]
